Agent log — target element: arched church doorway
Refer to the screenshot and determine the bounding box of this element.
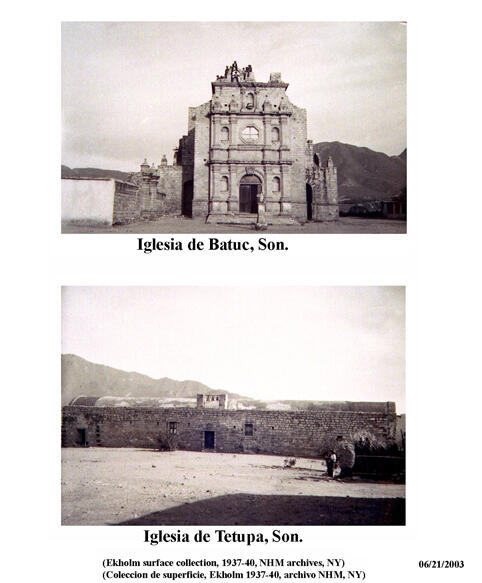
[182,180,193,217]
[239,175,261,213]
[306,183,313,220]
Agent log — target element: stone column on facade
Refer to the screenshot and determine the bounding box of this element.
[211,114,217,149]
[263,165,272,215]
[262,117,271,162]
[208,163,215,213]
[279,165,291,215]
[228,164,237,213]
[279,116,288,147]
[211,164,228,215]
[228,115,238,161]
[212,164,218,211]
[239,86,245,111]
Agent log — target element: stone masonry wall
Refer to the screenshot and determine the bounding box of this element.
[157,166,182,215]
[112,181,140,224]
[289,105,309,221]
[62,406,396,457]
[191,102,211,217]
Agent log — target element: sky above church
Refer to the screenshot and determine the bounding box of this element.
[62,287,405,413]
[62,22,406,172]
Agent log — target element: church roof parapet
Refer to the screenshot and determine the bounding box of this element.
[212,61,289,91]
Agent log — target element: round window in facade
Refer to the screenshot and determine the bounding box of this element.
[241,126,259,143]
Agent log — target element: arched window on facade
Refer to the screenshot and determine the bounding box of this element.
[245,93,254,109]
[272,126,280,143]
[272,176,280,192]
[220,126,229,142]
[220,176,229,192]
[313,153,320,167]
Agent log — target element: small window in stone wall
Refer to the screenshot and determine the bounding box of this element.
[220,127,229,142]
[169,421,178,435]
[272,176,280,192]
[272,127,280,143]
[220,177,228,191]
[245,423,254,436]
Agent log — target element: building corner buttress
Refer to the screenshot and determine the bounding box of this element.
[306,148,339,222]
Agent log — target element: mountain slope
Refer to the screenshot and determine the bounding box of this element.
[62,355,393,412]
[62,142,406,203]
[61,354,230,406]
[313,142,406,202]
[61,166,132,181]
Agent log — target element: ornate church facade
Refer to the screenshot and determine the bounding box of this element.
[132,63,339,224]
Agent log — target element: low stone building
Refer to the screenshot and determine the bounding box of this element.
[62,394,396,458]
[131,62,339,225]
[381,198,407,220]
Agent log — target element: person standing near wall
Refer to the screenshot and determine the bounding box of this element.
[326,451,337,477]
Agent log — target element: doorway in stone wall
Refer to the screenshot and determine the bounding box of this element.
[77,428,87,446]
[182,180,193,217]
[204,431,215,450]
[239,175,261,213]
[306,183,313,220]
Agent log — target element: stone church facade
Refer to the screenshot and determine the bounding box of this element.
[131,62,339,224]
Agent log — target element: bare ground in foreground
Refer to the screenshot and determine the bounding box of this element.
[62,216,406,235]
[62,448,405,526]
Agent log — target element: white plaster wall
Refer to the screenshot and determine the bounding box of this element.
[61,179,115,224]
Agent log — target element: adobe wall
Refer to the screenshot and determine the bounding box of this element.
[61,179,115,225]
[62,405,396,457]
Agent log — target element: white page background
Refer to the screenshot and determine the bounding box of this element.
[3,2,480,581]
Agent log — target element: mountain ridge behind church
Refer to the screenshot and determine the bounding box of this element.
[62,142,406,203]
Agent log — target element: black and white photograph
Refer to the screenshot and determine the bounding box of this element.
[61,22,406,234]
[61,286,405,526]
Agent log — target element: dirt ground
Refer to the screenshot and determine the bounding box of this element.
[61,448,405,526]
[62,216,406,235]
